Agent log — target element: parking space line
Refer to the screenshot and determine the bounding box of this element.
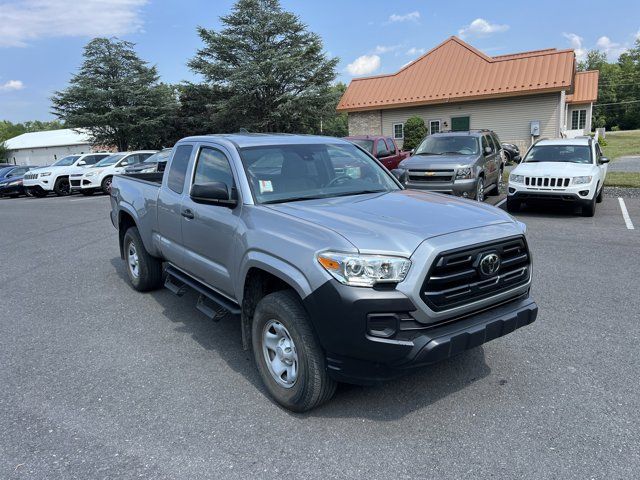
[618,198,635,230]
[495,198,507,208]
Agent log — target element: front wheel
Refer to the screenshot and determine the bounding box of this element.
[506,196,521,212]
[582,196,596,217]
[53,177,71,196]
[252,290,336,412]
[101,176,113,195]
[122,226,163,291]
[596,185,604,203]
[474,177,485,202]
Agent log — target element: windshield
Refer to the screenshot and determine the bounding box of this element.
[142,149,171,164]
[240,143,400,204]
[95,153,125,167]
[524,145,592,164]
[52,155,80,167]
[0,167,14,177]
[347,139,374,152]
[415,136,479,155]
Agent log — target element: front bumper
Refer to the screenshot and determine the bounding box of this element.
[508,182,596,204]
[23,177,53,192]
[303,280,537,385]
[0,182,25,196]
[78,177,101,189]
[405,178,477,196]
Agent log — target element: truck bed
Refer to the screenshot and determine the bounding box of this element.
[121,172,164,184]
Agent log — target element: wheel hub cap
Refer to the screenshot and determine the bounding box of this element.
[127,243,140,278]
[262,320,298,388]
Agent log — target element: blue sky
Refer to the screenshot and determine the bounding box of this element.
[1,0,639,122]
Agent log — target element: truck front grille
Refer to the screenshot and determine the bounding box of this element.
[408,169,454,183]
[421,236,531,312]
[525,176,570,188]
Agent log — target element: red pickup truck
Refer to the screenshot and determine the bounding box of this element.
[344,135,410,170]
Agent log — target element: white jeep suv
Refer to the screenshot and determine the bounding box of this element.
[23,152,111,197]
[74,151,156,195]
[507,137,609,217]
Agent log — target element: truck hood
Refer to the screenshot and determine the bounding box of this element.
[399,153,477,170]
[266,190,514,256]
[513,162,598,176]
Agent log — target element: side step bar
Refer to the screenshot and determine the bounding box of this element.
[164,265,241,320]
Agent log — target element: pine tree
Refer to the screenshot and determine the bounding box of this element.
[51,38,177,151]
[188,0,338,133]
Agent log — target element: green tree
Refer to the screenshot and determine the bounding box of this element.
[321,83,348,137]
[0,119,65,142]
[0,141,8,162]
[402,116,427,151]
[188,0,338,134]
[51,37,178,151]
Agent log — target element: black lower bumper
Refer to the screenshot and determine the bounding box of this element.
[303,281,537,385]
[0,184,25,196]
[510,191,591,206]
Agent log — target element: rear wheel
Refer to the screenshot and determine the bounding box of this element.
[123,226,163,292]
[252,290,336,412]
[53,177,71,196]
[506,196,521,212]
[101,176,113,195]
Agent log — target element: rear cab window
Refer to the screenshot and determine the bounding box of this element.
[167,145,194,194]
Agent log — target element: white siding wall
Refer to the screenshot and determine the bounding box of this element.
[381,93,561,152]
[7,144,92,166]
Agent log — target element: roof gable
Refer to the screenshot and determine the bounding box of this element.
[566,70,599,104]
[337,37,576,112]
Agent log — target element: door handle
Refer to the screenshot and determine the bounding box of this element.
[181,209,195,220]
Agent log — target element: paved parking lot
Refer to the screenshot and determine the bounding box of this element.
[1,192,639,479]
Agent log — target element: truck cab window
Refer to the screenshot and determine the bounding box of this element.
[193,147,235,188]
[167,145,194,194]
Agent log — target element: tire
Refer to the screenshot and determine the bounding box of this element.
[582,196,596,217]
[474,176,485,202]
[10,194,20,198]
[81,190,95,196]
[122,226,163,292]
[53,177,71,196]
[32,189,47,198]
[506,196,521,213]
[596,185,604,203]
[487,171,501,196]
[101,176,113,195]
[252,290,336,412]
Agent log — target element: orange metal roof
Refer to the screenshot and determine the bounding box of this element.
[566,70,599,104]
[337,37,577,112]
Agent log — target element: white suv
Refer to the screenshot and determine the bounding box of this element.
[507,138,609,217]
[23,152,111,197]
[74,151,156,195]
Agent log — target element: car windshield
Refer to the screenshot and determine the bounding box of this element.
[240,143,400,204]
[0,167,15,177]
[347,139,374,152]
[95,153,125,167]
[52,155,80,167]
[524,145,592,164]
[142,149,171,164]
[415,136,479,155]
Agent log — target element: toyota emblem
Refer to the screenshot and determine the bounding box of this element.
[479,253,501,277]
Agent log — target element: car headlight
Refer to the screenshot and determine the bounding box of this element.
[572,176,593,185]
[510,174,525,184]
[455,166,474,180]
[40,172,51,177]
[85,172,96,177]
[317,251,411,287]
[9,180,21,186]
[139,167,155,173]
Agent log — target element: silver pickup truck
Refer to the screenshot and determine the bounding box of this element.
[110,134,537,412]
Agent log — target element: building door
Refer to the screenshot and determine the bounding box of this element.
[451,116,470,131]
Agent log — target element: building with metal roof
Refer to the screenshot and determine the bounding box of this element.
[338,37,599,151]
[4,128,94,166]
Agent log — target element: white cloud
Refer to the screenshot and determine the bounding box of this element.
[563,32,586,61]
[346,55,381,76]
[373,45,401,54]
[388,11,420,23]
[596,36,627,59]
[0,80,24,91]
[0,0,148,47]
[406,47,426,56]
[458,18,509,39]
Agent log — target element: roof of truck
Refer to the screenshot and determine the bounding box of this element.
[180,133,349,148]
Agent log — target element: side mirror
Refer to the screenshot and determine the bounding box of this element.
[77,160,86,166]
[484,147,492,155]
[191,181,237,207]
[390,169,406,182]
[600,157,610,164]
[410,149,415,155]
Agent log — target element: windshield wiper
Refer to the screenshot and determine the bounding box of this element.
[439,151,464,155]
[332,189,387,198]
[262,195,329,205]
[413,152,438,156]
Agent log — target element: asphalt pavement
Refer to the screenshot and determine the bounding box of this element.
[1,192,638,479]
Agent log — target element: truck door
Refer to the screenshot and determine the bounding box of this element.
[157,144,194,267]
[179,144,240,298]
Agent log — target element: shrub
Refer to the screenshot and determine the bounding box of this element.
[402,116,427,151]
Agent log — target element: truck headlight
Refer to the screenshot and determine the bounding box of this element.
[510,174,524,184]
[317,251,411,287]
[572,176,593,185]
[40,172,51,177]
[455,166,473,179]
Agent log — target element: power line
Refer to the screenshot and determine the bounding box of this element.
[594,99,640,106]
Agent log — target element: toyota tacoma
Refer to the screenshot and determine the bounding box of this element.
[110,134,537,411]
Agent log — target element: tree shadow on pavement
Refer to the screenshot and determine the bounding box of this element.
[110,257,492,421]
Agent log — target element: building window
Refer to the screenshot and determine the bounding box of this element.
[572,109,587,130]
[393,123,404,139]
[429,120,441,134]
